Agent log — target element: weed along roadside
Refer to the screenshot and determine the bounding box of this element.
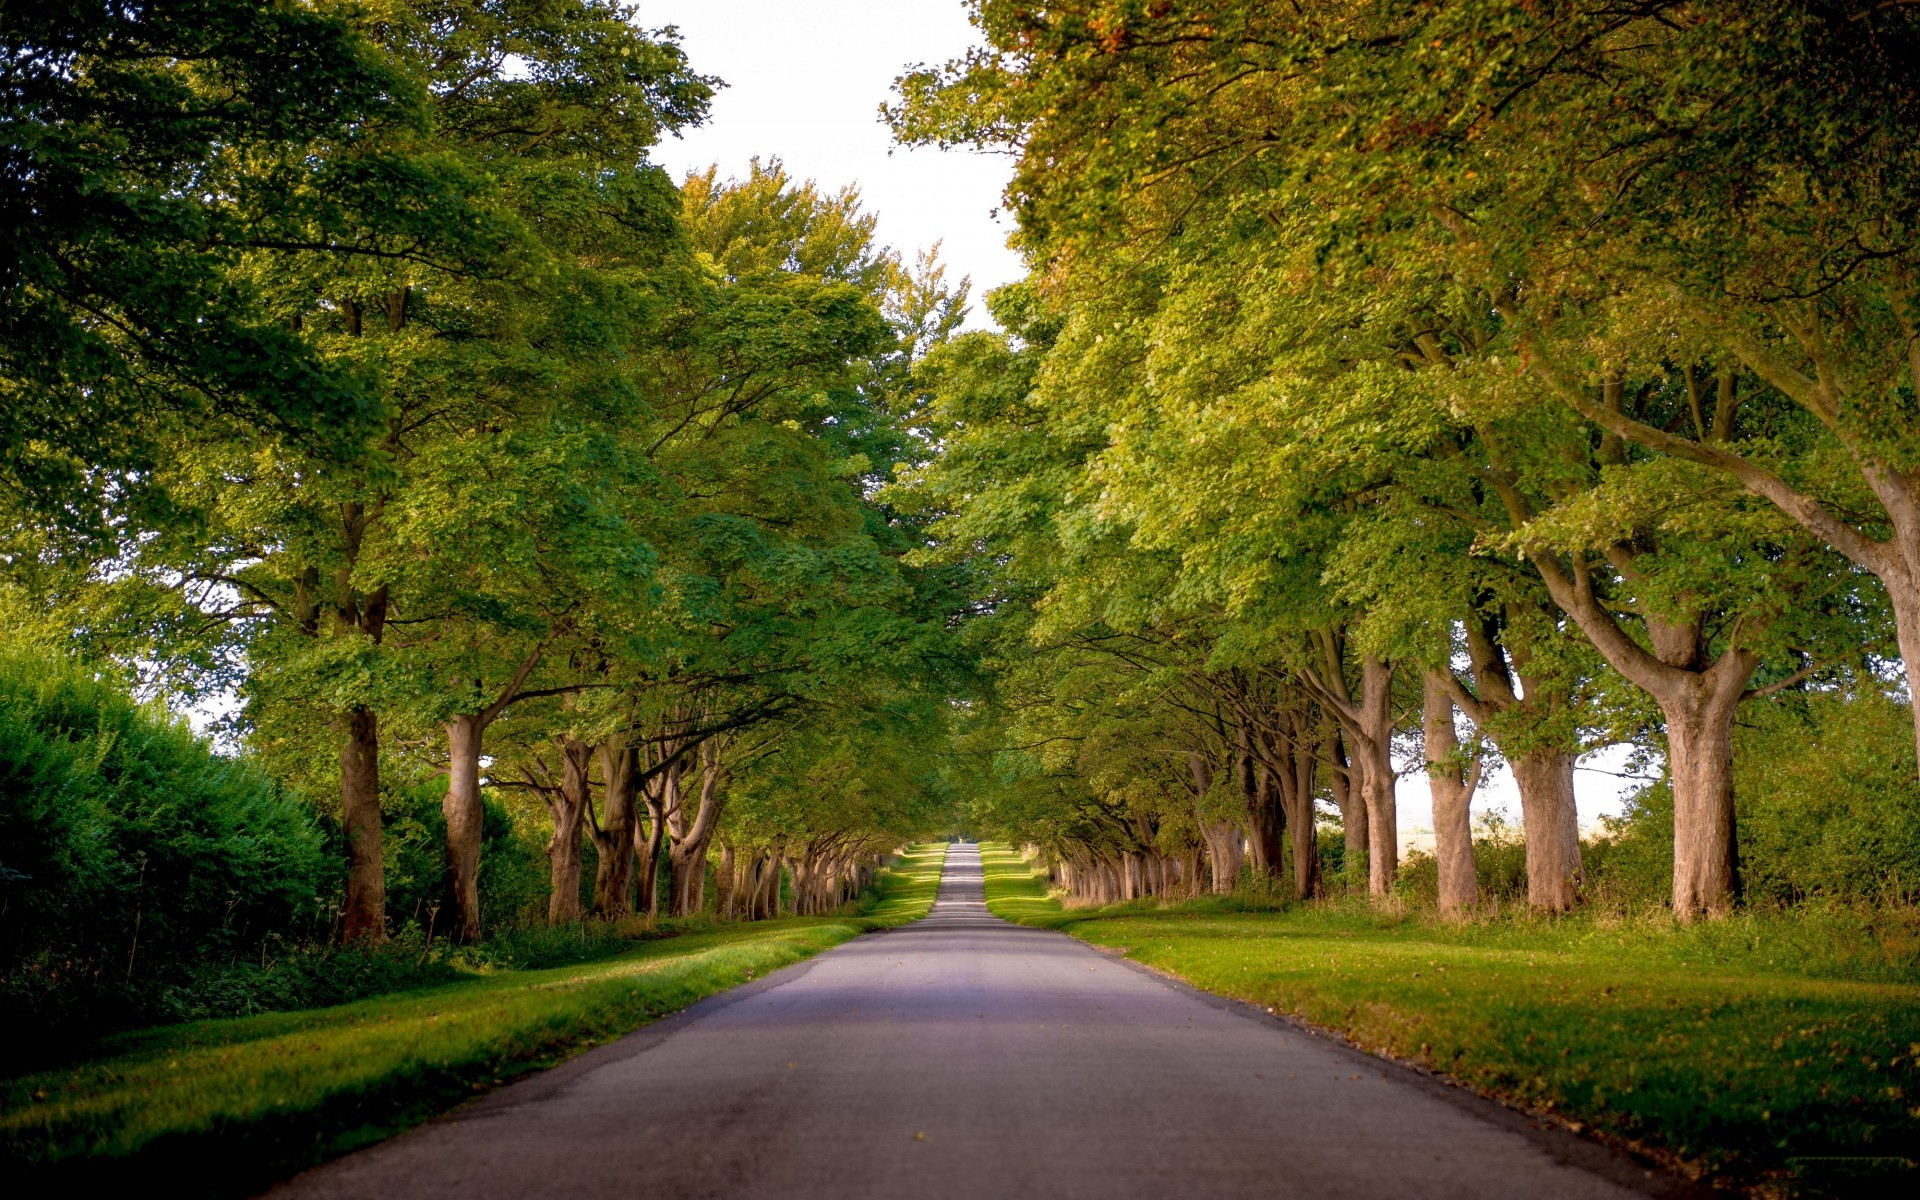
[979,844,1920,1197]
[0,847,947,1198]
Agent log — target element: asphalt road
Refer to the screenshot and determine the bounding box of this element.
[268,844,1676,1199]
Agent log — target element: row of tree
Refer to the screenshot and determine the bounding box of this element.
[887,0,1920,919]
[2,1,965,951]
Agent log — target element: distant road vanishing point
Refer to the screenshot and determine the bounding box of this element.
[268,844,1682,1199]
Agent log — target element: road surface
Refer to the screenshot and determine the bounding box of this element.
[268,844,1678,1199]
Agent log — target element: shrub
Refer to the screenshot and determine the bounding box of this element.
[0,642,336,1063]
[1584,683,1920,908]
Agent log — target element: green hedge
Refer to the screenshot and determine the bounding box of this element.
[0,643,335,1061]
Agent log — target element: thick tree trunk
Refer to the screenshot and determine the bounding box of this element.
[442,714,486,944]
[591,741,638,917]
[1361,753,1397,899]
[1444,603,1598,913]
[339,707,386,943]
[742,851,767,919]
[1422,673,1478,920]
[667,846,706,914]
[1199,819,1242,892]
[1510,748,1582,912]
[544,740,592,924]
[791,851,814,914]
[747,851,781,919]
[1354,656,1398,898]
[328,517,389,945]
[440,644,545,944]
[1663,677,1746,920]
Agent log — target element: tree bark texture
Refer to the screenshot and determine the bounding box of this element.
[590,740,638,917]
[1510,748,1582,912]
[441,643,546,943]
[1663,671,1747,919]
[668,744,728,917]
[1422,673,1479,920]
[442,714,486,943]
[541,739,593,924]
[339,706,385,944]
[1334,653,1398,899]
[1272,724,1320,900]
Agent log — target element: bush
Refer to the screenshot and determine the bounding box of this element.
[376,780,550,939]
[1391,811,1531,911]
[0,642,336,1063]
[1585,683,1920,908]
[1735,684,1920,905]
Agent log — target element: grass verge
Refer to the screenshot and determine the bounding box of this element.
[1,844,947,1198]
[979,843,1919,1198]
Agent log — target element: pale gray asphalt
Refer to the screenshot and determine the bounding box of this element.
[267,844,1677,1199]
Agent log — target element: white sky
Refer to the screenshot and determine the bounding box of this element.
[639,0,1024,329]
[633,0,1650,838]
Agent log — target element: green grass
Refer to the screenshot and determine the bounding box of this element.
[980,844,1920,1197]
[1,844,947,1197]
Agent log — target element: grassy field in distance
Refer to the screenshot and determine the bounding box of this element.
[978,843,1919,1198]
[2,844,948,1197]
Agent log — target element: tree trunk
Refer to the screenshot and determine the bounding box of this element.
[1423,673,1479,920]
[1237,728,1285,878]
[1893,584,1920,779]
[1525,547,1761,919]
[1664,676,1746,920]
[1188,754,1243,893]
[742,851,767,919]
[638,786,666,919]
[1328,730,1367,890]
[440,644,545,944]
[1353,656,1398,898]
[590,740,638,917]
[442,714,486,944]
[1198,819,1242,892]
[668,746,727,917]
[1510,748,1582,912]
[339,707,385,943]
[1276,732,1320,900]
[668,846,707,915]
[545,740,592,925]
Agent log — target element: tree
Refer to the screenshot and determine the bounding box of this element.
[0,0,525,536]
[891,0,1905,917]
